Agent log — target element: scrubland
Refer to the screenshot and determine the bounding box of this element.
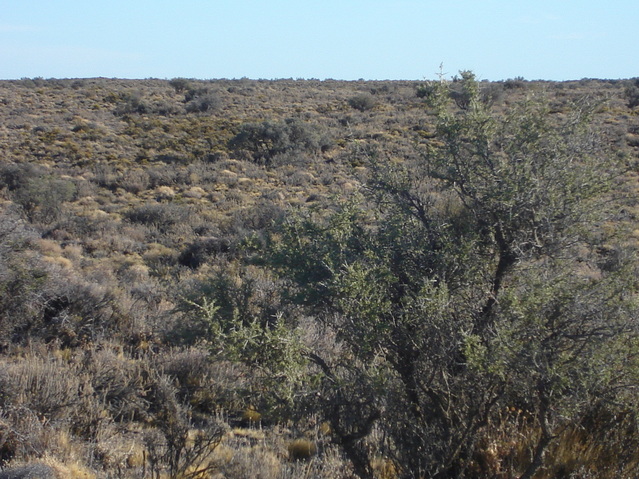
[0,75,639,478]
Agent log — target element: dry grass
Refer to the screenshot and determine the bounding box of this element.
[0,77,637,477]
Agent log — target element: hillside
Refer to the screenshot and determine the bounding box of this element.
[1,76,639,478]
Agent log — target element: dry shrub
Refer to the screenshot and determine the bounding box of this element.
[371,457,398,479]
[42,456,96,479]
[0,356,87,423]
[287,438,317,461]
[84,346,153,423]
[468,407,540,477]
[34,270,124,346]
[279,444,352,479]
[154,185,176,201]
[143,374,229,479]
[242,407,262,425]
[541,409,639,479]
[215,444,281,479]
[120,169,150,194]
[0,462,57,479]
[90,421,146,473]
[0,406,67,466]
[183,186,207,199]
[471,405,639,479]
[156,348,222,413]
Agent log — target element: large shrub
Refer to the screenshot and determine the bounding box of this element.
[267,72,639,478]
[229,118,332,165]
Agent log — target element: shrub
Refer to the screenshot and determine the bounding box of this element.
[269,72,637,478]
[348,94,376,111]
[112,91,148,116]
[144,374,228,479]
[448,70,480,109]
[229,118,332,165]
[0,463,57,479]
[0,163,44,192]
[288,439,317,461]
[415,81,438,100]
[169,77,191,93]
[12,176,76,224]
[75,348,151,425]
[624,78,639,109]
[185,88,222,113]
[178,237,231,269]
[124,202,194,235]
[503,76,527,89]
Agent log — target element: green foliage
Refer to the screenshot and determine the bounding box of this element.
[176,266,309,419]
[449,70,480,110]
[184,87,222,113]
[112,91,149,116]
[503,76,527,89]
[268,71,638,478]
[229,118,332,165]
[624,78,639,109]
[13,175,76,223]
[348,94,376,111]
[169,77,191,93]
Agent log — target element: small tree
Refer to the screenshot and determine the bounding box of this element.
[268,72,639,478]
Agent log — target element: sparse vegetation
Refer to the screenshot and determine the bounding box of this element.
[0,74,638,478]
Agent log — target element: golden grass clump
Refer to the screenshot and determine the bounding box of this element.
[287,438,317,461]
[242,406,262,424]
[154,185,176,200]
[371,457,398,479]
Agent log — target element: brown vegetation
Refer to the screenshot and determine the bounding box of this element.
[0,75,638,478]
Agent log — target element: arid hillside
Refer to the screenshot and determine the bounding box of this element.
[1,76,639,478]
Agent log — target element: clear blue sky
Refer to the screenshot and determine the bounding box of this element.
[1,0,637,81]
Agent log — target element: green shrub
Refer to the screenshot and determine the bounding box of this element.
[229,118,332,165]
[113,91,149,116]
[12,175,76,224]
[624,78,639,109]
[269,72,638,478]
[185,88,222,113]
[348,94,376,111]
[124,202,193,235]
[169,77,191,93]
[503,76,527,89]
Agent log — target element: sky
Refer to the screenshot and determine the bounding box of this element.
[1,0,637,81]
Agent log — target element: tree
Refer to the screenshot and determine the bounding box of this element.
[268,72,639,478]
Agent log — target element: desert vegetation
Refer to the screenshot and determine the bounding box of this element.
[0,73,638,478]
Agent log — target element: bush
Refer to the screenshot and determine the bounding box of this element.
[12,176,76,224]
[624,78,639,109]
[0,463,57,479]
[503,76,527,89]
[288,439,317,461]
[178,237,231,269]
[112,91,149,116]
[348,94,376,111]
[0,163,43,192]
[124,202,194,235]
[185,88,222,113]
[415,81,438,100]
[229,118,332,165]
[268,72,638,478]
[169,77,191,93]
